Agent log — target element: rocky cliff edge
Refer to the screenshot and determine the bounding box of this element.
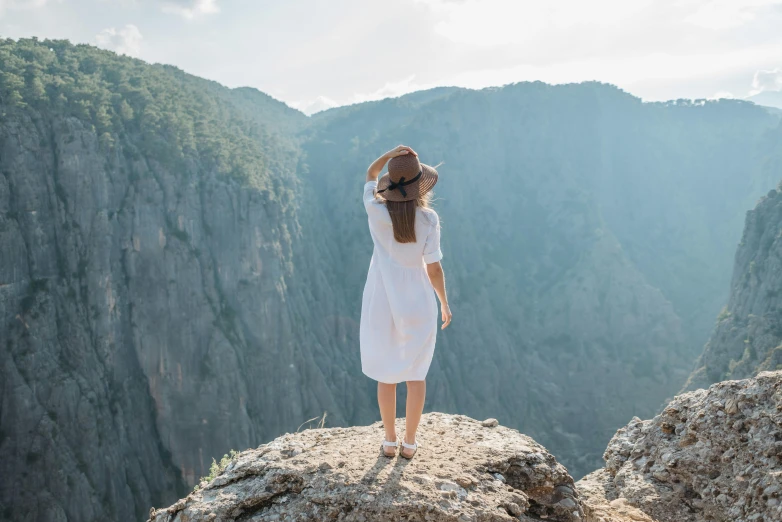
[148,413,584,522]
[578,370,782,522]
[149,371,782,522]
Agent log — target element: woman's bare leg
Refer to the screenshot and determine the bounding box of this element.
[402,380,426,457]
[378,382,397,455]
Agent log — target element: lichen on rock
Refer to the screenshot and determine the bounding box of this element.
[149,413,585,521]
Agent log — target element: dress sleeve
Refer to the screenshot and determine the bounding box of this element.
[363,180,378,207]
[363,180,387,221]
[423,211,443,264]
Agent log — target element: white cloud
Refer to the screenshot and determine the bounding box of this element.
[351,75,433,104]
[750,68,782,95]
[679,0,779,30]
[161,0,220,19]
[416,0,654,47]
[290,75,440,113]
[288,96,339,116]
[95,0,139,5]
[0,0,52,7]
[347,47,779,103]
[414,0,782,49]
[0,0,58,16]
[95,24,143,57]
[2,0,781,107]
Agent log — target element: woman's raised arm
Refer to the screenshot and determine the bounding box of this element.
[366,145,417,182]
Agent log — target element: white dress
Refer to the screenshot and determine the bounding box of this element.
[360,180,443,384]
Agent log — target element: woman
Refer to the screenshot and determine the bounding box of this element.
[360,144,452,460]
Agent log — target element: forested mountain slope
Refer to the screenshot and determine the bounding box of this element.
[312,85,781,355]
[301,84,780,477]
[685,122,782,390]
[1,38,780,522]
[0,38,318,521]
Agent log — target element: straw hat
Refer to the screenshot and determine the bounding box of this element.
[376,154,439,202]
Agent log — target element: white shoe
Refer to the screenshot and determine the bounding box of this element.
[400,439,418,459]
[381,439,398,457]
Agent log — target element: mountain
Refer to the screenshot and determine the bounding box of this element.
[0,38,313,521]
[748,90,782,110]
[685,124,782,390]
[299,85,780,477]
[2,38,782,521]
[309,86,782,356]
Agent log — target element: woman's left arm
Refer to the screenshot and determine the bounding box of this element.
[366,145,418,182]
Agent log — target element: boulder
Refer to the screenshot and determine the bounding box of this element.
[577,371,782,522]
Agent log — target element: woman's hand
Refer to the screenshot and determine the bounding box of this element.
[441,303,452,329]
[367,145,418,181]
[384,145,418,159]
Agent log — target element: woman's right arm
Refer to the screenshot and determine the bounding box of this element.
[426,262,452,329]
[366,145,417,182]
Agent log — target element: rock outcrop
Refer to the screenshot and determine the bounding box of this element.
[577,370,782,522]
[149,413,585,522]
[148,371,782,522]
[686,174,782,391]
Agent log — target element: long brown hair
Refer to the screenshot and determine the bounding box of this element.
[381,193,432,243]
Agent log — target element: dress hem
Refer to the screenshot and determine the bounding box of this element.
[362,368,428,384]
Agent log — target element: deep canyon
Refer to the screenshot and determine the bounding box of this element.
[1,39,781,522]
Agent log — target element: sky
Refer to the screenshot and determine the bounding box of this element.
[1,0,781,114]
